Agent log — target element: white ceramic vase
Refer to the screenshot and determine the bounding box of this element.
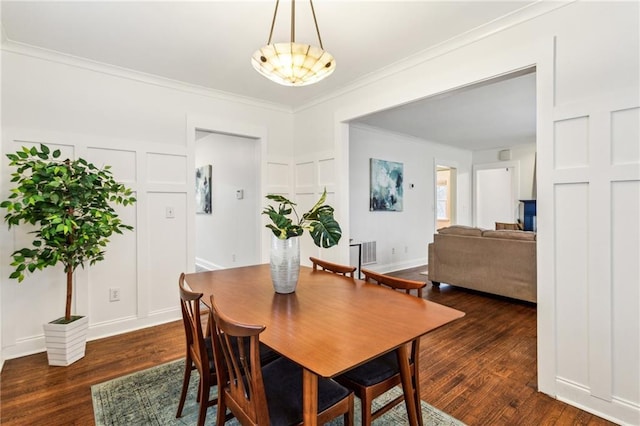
[270,235,300,294]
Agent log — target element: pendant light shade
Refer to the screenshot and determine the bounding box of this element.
[252,0,335,86]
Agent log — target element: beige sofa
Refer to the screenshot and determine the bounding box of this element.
[427,225,537,303]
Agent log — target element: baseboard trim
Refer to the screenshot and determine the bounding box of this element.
[364,259,427,275]
[1,310,181,362]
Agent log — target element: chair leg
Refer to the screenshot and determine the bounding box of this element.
[361,393,374,426]
[344,394,355,426]
[176,357,192,418]
[197,379,210,426]
[216,392,227,426]
[413,378,424,426]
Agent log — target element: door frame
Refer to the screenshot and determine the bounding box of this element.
[434,161,459,231]
[186,115,268,272]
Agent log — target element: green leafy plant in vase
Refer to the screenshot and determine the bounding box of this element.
[1,144,136,365]
[262,189,342,293]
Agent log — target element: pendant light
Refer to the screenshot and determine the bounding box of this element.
[251,0,336,86]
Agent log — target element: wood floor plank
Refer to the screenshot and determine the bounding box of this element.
[0,266,617,425]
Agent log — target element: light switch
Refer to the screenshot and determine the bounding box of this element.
[236,190,244,200]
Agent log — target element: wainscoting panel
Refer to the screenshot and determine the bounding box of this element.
[147,152,187,184]
[88,196,138,324]
[294,153,339,263]
[611,181,640,404]
[295,160,315,194]
[547,24,640,419]
[266,159,291,195]
[86,147,137,183]
[611,107,640,166]
[146,192,188,315]
[318,158,336,193]
[1,133,192,359]
[554,183,589,386]
[553,116,589,170]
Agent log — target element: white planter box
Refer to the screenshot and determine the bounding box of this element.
[43,316,89,366]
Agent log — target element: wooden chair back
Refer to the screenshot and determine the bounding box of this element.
[361,268,426,298]
[310,256,357,278]
[178,274,211,380]
[177,273,217,425]
[340,269,427,426]
[209,296,270,426]
[209,295,354,426]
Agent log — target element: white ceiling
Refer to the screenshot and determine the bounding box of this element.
[1,0,540,150]
[354,69,536,150]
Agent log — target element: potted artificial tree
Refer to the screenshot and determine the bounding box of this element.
[1,144,136,366]
[262,189,342,293]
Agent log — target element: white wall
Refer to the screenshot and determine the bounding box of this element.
[292,2,639,423]
[349,125,472,272]
[473,143,537,200]
[195,132,261,270]
[0,47,294,361]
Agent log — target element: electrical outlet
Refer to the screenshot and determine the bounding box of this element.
[404,246,408,253]
[392,247,395,254]
[232,254,236,262]
[109,287,120,302]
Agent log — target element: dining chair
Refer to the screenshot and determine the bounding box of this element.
[177,273,217,426]
[336,268,427,426]
[209,295,355,426]
[309,256,357,278]
[177,274,280,426]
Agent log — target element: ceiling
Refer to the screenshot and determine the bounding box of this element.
[1,1,540,150]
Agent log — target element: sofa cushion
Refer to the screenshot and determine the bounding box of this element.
[482,230,536,241]
[437,225,483,237]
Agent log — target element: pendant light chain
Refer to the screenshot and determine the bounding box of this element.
[266,0,325,47]
[309,0,324,49]
[266,0,280,45]
[291,0,296,42]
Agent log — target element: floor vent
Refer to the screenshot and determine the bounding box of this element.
[362,241,377,265]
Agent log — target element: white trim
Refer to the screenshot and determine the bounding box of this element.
[296,1,571,113]
[195,257,222,271]
[1,310,181,361]
[0,1,569,115]
[1,40,292,114]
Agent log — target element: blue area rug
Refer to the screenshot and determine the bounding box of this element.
[92,359,465,425]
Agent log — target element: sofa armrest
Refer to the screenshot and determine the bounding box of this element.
[427,243,438,283]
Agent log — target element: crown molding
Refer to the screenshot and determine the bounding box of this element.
[295,0,574,113]
[1,39,294,114]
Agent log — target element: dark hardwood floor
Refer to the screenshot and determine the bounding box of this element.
[1,266,616,425]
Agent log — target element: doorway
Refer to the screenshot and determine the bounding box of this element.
[436,165,457,229]
[194,131,261,270]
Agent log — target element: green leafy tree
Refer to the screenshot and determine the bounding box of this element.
[262,189,342,248]
[1,144,136,322]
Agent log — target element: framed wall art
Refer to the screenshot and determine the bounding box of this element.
[370,158,403,211]
[195,164,212,214]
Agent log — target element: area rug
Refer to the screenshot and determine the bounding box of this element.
[92,359,465,426]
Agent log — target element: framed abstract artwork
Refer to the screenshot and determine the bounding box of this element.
[195,164,212,214]
[370,158,403,211]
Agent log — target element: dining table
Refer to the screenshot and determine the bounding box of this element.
[184,264,464,426]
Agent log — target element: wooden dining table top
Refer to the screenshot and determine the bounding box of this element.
[184,264,465,378]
